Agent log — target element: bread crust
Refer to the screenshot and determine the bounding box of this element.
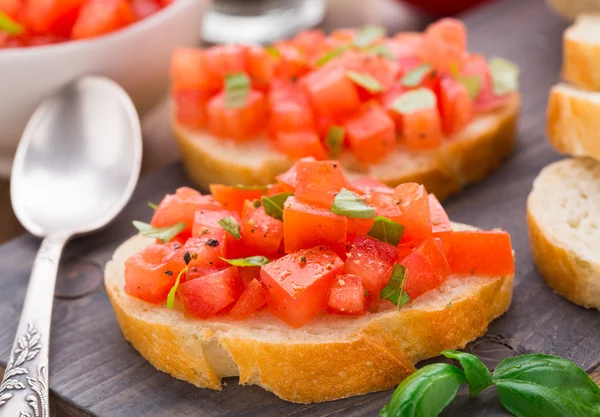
[173,94,519,201]
[105,225,513,403]
[562,15,600,90]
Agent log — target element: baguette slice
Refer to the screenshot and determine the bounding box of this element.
[562,14,600,90]
[105,223,514,403]
[527,157,600,309]
[173,94,519,201]
[547,0,600,21]
[547,83,600,161]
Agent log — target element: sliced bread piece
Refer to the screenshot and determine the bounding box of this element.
[547,0,600,21]
[527,157,600,308]
[562,14,600,90]
[173,94,519,201]
[105,222,514,403]
[547,83,600,161]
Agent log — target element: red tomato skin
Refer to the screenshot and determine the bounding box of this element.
[273,130,328,161]
[131,0,160,19]
[344,235,399,294]
[151,187,221,230]
[71,0,135,40]
[261,246,344,327]
[438,75,473,136]
[173,90,210,129]
[428,194,452,254]
[294,160,349,208]
[246,45,277,90]
[283,197,348,258]
[344,102,396,164]
[229,278,268,320]
[0,0,21,18]
[274,42,311,79]
[447,231,514,275]
[204,45,247,83]
[339,50,399,93]
[346,217,375,244]
[186,264,227,281]
[239,266,261,285]
[275,156,316,192]
[421,18,467,73]
[191,208,241,236]
[301,65,361,116]
[400,236,450,299]
[350,177,394,196]
[178,231,228,269]
[124,242,186,304]
[291,29,328,62]
[170,48,221,93]
[396,104,443,150]
[268,81,315,134]
[207,90,268,141]
[25,0,85,36]
[178,267,244,319]
[327,274,369,316]
[209,184,264,214]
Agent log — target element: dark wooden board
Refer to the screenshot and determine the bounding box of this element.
[3,0,599,415]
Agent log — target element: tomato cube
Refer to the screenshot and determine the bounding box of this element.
[239,265,261,285]
[346,217,375,244]
[246,45,278,90]
[438,75,473,136]
[131,0,160,18]
[428,194,452,254]
[261,246,343,327]
[351,177,394,196]
[273,130,328,160]
[204,45,247,83]
[397,104,443,150]
[291,29,328,62]
[339,51,399,93]
[0,0,21,18]
[207,90,268,141]
[209,184,264,214]
[178,267,244,318]
[274,42,311,79]
[301,65,361,116]
[327,274,369,316]
[380,84,407,132]
[268,83,315,134]
[186,264,226,281]
[170,48,221,92]
[179,231,227,269]
[192,208,241,236]
[151,187,221,230]
[400,236,450,299]
[25,0,85,36]
[447,231,514,275]
[421,18,467,73]
[229,278,268,320]
[71,0,135,40]
[173,90,210,129]
[283,197,348,258]
[344,102,396,164]
[345,235,398,294]
[294,160,349,208]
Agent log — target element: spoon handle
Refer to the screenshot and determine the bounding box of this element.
[0,232,69,417]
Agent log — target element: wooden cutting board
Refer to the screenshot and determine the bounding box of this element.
[2,0,598,415]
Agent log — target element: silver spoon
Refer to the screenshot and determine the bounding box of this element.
[0,76,142,416]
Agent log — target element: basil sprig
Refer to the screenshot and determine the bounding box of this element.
[380,264,410,308]
[325,126,345,158]
[381,352,600,417]
[166,266,188,309]
[346,71,383,93]
[353,24,386,48]
[400,63,432,88]
[218,216,241,240]
[0,11,24,35]
[489,56,519,96]
[132,221,186,243]
[262,192,293,221]
[368,216,405,246]
[224,73,251,109]
[330,188,376,219]
[220,256,270,267]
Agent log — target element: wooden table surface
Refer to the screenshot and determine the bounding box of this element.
[3,0,600,415]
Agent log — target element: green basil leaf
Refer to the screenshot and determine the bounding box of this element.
[147,201,158,210]
[456,74,482,99]
[166,266,188,309]
[380,264,410,308]
[368,216,405,246]
[366,44,396,60]
[442,350,493,397]
[346,71,383,93]
[225,73,251,109]
[325,126,345,158]
[489,56,519,95]
[264,46,280,58]
[218,216,241,240]
[132,221,186,243]
[381,363,465,417]
[0,11,24,35]
[496,380,600,417]
[330,188,376,219]
[400,63,432,88]
[353,24,385,48]
[220,256,270,267]
[315,45,350,67]
[390,88,437,115]
[232,184,268,191]
[262,192,293,221]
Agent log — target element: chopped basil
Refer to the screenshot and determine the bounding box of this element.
[400,63,432,87]
[330,188,376,219]
[262,192,293,221]
[325,126,345,158]
[390,88,437,115]
[220,256,270,267]
[380,264,410,308]
[457,73,482,99]
[315,45,350,67]
[232,184,268,191]
[147,201,158,210]
[166,266,188,309]
[346,71,383,93]
[264,46,280,58]
[489,56,519,95]
[224,73,251,109]
[218,216,241,240]
[0,11,24,35]
[367,216,405,246]
[365,44,396,60]
[353,25,386,48]
[132,221,186,243]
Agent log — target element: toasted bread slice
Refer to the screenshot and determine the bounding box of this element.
[105,222,514,403]
[527,157,600,309]
[172,94,519,201]
[547,0,600,21]
[562,14,600,90]
[547,83,600,161]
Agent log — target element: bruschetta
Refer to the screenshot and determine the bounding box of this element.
[105,158,515,403]
[169,19,520,201]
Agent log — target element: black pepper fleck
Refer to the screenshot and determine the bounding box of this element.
[183,252,192,265]
[165,270,173,276]
[205,238,219,247]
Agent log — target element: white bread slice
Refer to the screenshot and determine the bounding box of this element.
[547,83,600,162]
[105,222,514,403]
[562,14,600,90]
[547,0,600,21]
[527,157,600,309]
[172,94,519,201]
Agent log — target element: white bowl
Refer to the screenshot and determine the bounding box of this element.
[0,0,208,177]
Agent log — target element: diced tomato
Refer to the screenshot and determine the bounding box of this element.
[178,267,244,318]
[351,177,394,196]
[0,0,21,18]
[229,278,267,320]
[273,130,328,160]
[387,33,423,60]
[274,42,311,79]
[344,102,396,164]
[173,90,211,129]
[301,65,361,116]
[204,45,247,83]
[447,231,514,275]
[170,48,221,93]
[191,208,240,236]
[327,274,369,316]
[178,229,228,268]
[261,246,343,327]
[268,81,315,133]
[330,28,356,43]
[346,217,375,244]
[71,0,135,40]
[239,265,261,285]
[294,160,349,208]
[168,228,191,246]
[380,84,407,132]
[207,90,268,141]
[399,236,450,299]
[124,242,186,304]
[396,101,443,150]
[246,45,278,90]
[25,0,85,37]
[275,157,324,193]
[344,235,398,294]
[462,54,510,113]
[131,0,160,18]
[283,197,347,258]
[438,75,473,136]
[209,184,264,214]
[291,29,328,62]
[187,264,226,281]
[421,18,467,73]
[428,194,452,254]
[339,51,399,94]
[266,183,286,196]
[151,187,221,230]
